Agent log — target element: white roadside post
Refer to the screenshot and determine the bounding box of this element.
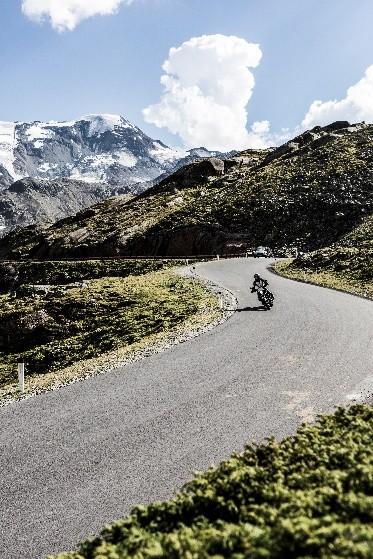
[18,361,25,393]
[191,265,196,285]
[216,254,220,261]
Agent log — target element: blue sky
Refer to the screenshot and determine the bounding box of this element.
[1,0,373,149]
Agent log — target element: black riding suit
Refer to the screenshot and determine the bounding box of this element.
[251,276,268,292]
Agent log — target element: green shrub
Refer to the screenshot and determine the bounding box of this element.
[51,405,373,558]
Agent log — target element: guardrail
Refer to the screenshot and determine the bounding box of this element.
[0,253,255,263]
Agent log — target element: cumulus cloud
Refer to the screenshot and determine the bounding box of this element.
[143,34,269,151]
[302,65,373,129]
[21,0,132,32]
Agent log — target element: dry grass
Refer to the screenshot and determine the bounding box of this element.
[0,270,220,406]
[274,259,373,300]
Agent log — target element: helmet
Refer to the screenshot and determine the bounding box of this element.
[254,273,260,279]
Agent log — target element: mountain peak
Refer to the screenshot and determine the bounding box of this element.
[79,114,136,136]
[0,114,223,236]
[0,115,181,188]
[81,113,122,123]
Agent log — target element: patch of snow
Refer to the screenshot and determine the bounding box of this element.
[116,151,137,167]
[80,152,137,170]
[188,147,216,158]
[69,168,103,183]
[68,149,137,182]
[0,121,17,178]
[26,124,54,142]
[150,142,185,164]
[45,119,77,128]
[82,154,113,169]
[38,163,52,173]
[130,175,150,183]
[121,120,138,131]
[81,114,123,137]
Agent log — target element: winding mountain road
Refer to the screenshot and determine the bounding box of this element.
[1,258,372,559]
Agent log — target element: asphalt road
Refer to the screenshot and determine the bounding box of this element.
[1,258,372,559]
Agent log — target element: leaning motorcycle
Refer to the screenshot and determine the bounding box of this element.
[252,286,274,309]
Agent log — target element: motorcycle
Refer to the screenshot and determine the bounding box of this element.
[251,286,274,309]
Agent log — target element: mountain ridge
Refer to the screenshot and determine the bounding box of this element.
[0,114,227,235]
[1,120,372,260]
[0,114,181,186]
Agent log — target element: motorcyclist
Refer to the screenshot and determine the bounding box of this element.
[251,273,268,293]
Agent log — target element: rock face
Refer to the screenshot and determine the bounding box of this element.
[0,177,133,234]
[0,115,228,235]
[0,165,13,190]
[2,120,372,259]
[154,157,236,192]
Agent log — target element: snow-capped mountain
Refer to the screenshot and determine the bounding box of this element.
[0,114,183,190]
[0,114,228,235]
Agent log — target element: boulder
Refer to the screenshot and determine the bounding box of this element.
[157,158,226,191]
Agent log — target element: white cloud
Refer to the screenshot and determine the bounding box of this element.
[21,0,132,32]
[302,65,373,129]
[143,34,269,151]
[251,120,270,135]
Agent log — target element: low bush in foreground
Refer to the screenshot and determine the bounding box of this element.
[52,404,373,559]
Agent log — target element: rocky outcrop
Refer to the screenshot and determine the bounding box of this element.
[0,164,13,190]
[261,121,366,166]
[154,157,237,193]
[0,177,133,236]
[0,307,60,352]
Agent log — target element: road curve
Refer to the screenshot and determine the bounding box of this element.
[1,258,372,559]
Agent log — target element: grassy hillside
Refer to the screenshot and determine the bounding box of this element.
[0,260,216,399]
[50,404,373,559]
[276,213,373,298]
[1,121,372,258]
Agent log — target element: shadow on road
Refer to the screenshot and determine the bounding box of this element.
[236,306,268,312]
